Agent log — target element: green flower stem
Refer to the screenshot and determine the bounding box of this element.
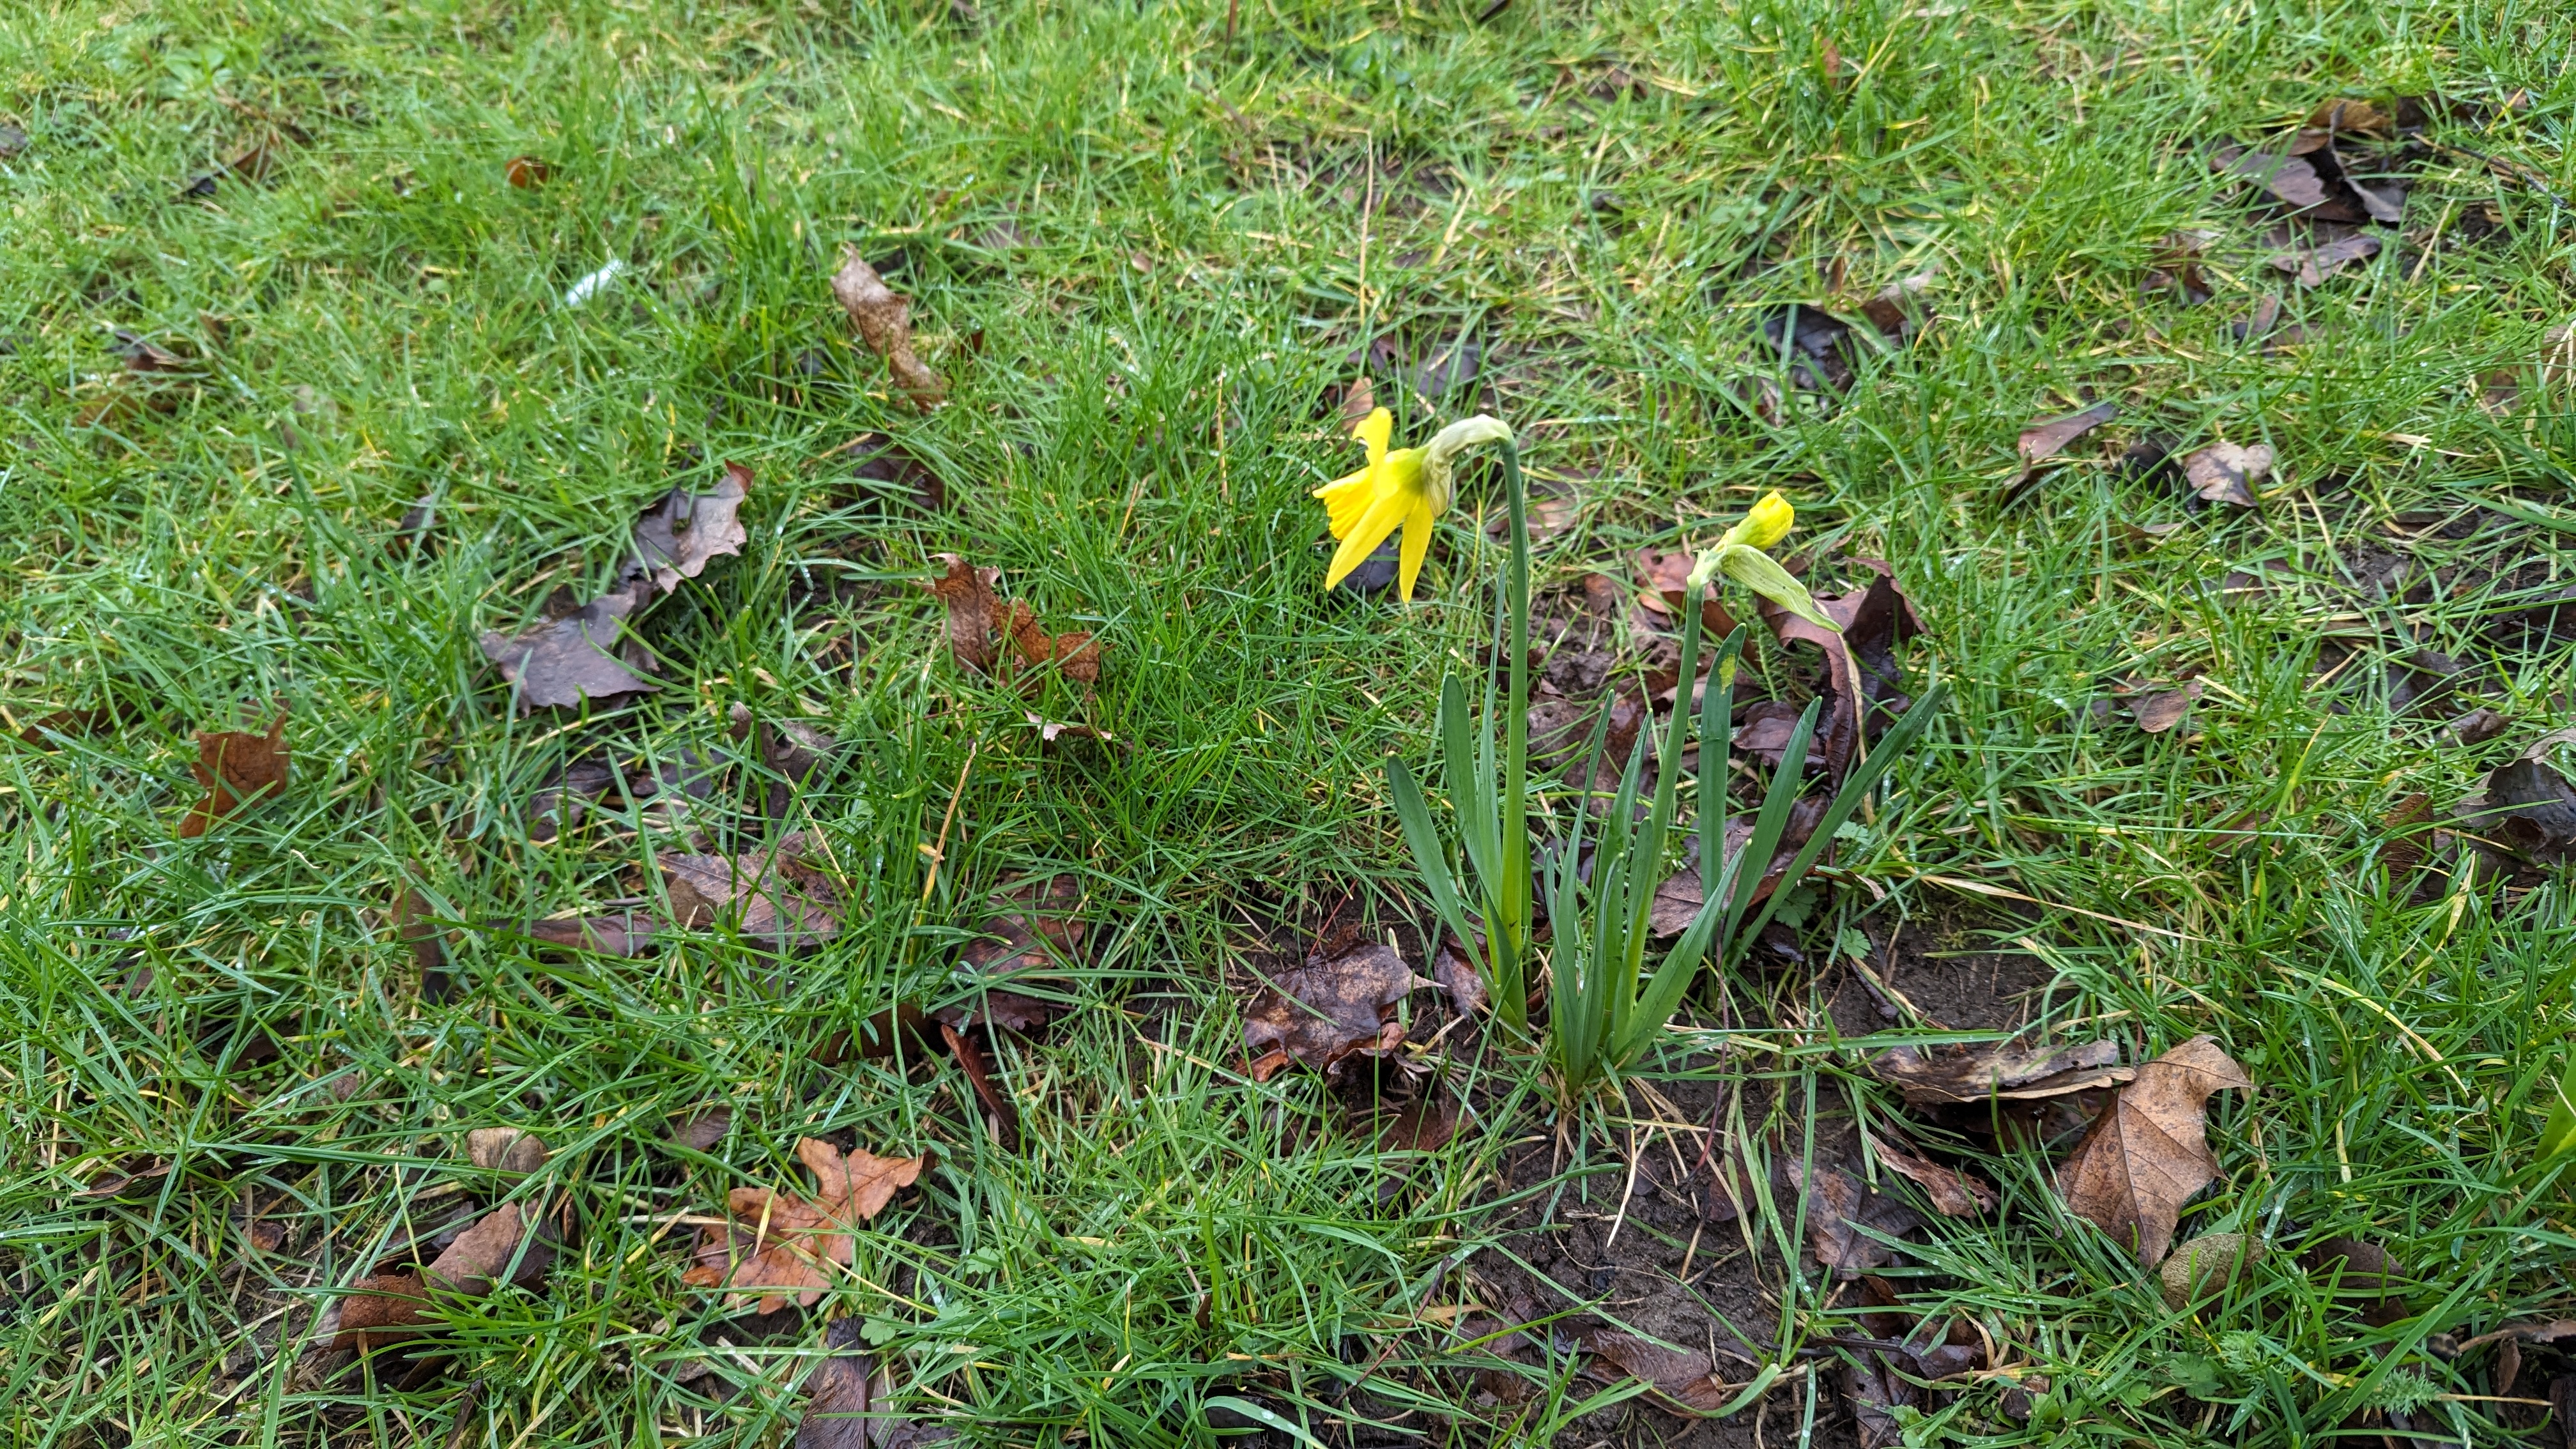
[1499,438,1531,1039]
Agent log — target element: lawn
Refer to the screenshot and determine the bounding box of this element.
[6,0,2576,1445]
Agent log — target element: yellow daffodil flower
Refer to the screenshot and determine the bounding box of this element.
[1315,410,1512,601]
[1687,489,1837,631]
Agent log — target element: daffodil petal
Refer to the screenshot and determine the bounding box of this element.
[1395,494,1437,601]
[1353,406,1393,464]
[1324,482,1416,591]
[1313,468,1376,539]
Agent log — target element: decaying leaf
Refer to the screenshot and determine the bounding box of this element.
[728,704,841,818]
[1789,1159,1922,1278]
[466,1128,548,1174]
[625,463,752,595]
[2267,233,2380,288]
[663,834,842,946]
[2308,98,2394,136]
[2458,730,2576,858]
[1859,269,1938,339]
[668,1107,732,1152]
[2131,682,2203,734]
[1429,935,1487,1016]
[1756,560,1925,782]
[180,705,290,838]
[392,889,454,1000]
[797,1319,958,1447]
[1004,601,1103,684]
[1579,1327,1749,1414]
[1869,1131,1998,1217]
[923,555,1003,673]
[2055,1034,2253,1266]
[331,1203,555,1350]
[1841,1353,1911,1448]
[940,1021,1021,1150]
[1242,940,1426,1082]
[504,155,553,188]
[519,912,659,956]
[2183,441,2272,508]
[682,1137,926,1314]
[1869,1038,2133,1107]
[2213,144,2331,210]
[2159,1231,2265,1308]
[838,431,947,514]
[831,250,946,410]
[480,583,661,711]
[2007,401,2119,500]
[937,875,1082,1033]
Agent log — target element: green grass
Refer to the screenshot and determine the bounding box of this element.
[7,0,2576,1444]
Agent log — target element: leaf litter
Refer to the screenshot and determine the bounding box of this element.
[682,1137,926,1314]
[832,250,946,410]
[2053,1034,2253,1266]
[1242,938,1428,1082]
[180,704,290,838]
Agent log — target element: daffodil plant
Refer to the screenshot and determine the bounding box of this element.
[1363,420,1941,1105]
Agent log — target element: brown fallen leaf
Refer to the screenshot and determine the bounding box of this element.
[625,463,752,596]
[923,555,1003,674]
[2456,732,2576,858]
[668,1107,732,1152]
[2006,400,2119,500]
[519,912,658,956]
[838,431,947,514]
[1429,935,1487,1016]
[1633,548,1742,638]
[797,1319,958,1447]
[180,705,290,838]
[2131,681,2202,734]
[332,1204,555,1349]
[1242,940,1425,1082]
[728,704,841,818]
[2183,441,2271,508]
[480,582,661,711]
[1004,601,1103,685]
[1859,268,1938,339]
[2055,1034,2253,1266]
[2267,233,2380,288]
[1841,1352,1912,1448]
[682,1137,924,1313]
[1579,1327,1749,1414]
[466,1128,548,1174]
[1869,1131,1997,1217]
[2213,144,2331,210]
[940,1022,1020,1150]
[1790,1159,1922,1279]
[831,250,945,410]
[392,889,454,1000]
[2309,98,2394,136]
[1756,560,1925,782]
[15,700,138,746]
[663,834,841,947]
[504,156,553,188]
[1336,374,1377,425]
[935,875,1082,1032]
[1869,1038,2132,1107]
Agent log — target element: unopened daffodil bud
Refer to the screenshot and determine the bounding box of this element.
[1718,490,1795,551]
[1684,490,1838,632]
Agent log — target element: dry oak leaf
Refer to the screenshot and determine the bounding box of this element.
[180,705,289,838]
[2184,441,2272,508]
[1242,940,1426,1082]
[625,463,752,596]
[2267,233,2380,288]
[480,582,661,711]
[831,250,946,410]
[1004,601,1103,684]
[923,555,1003,674]
[1869,1038,2133,1107]
[2055,1034,2253,1266]
[682,1137,924,1314]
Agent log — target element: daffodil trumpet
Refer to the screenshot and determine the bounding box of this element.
[1314,410,1514,602]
